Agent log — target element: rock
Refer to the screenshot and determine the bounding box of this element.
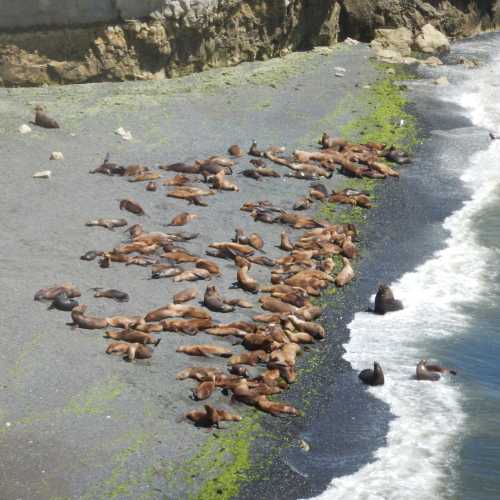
[334,66,346,73]
[386,68,396,75]
[414,23,450,54]
[343,37,360,46]
[457,56,480,68]
[33,170,51,179]
[50,151,64,160]
[371,27,413,57]
[374,48,405,64]
[433,76,449,86]
[421,56,443,66]
[115,127,133,141]
[18,124,32,134]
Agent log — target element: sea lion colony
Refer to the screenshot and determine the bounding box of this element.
[33,108,419,427]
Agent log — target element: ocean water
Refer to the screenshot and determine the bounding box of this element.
[312,32,500,499]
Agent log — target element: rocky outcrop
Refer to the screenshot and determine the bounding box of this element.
[414,23,451,53]
[0,0,498,87]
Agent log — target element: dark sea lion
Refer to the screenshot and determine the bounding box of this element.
[168,212,198,226]
[359,362,385,386]
[33,105,60,129]
[249,140,264,157]
[203,286,234,313]
[34,283,81,301]
[85,218,128,230]
[90,154,124,175]
[48,293,79,311]
[173,287,198,304]
[374,284,403,314]
[160,162,201,174]
[416,360,457,381]
[93,288,129,302]
[255,167,280,178]
[240,169,262,180]
[119,198,146,216]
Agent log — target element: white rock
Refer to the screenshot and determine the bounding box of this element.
[421,56,443,66]
[50,151,64,160]
[371,27,413,57]
[334,66,346,73]
[433,76,449,86]
[414,24,450,54]
[33,170,52,179]
[115,127,133,141]
[343,37,360,46]
[18,124,32,134]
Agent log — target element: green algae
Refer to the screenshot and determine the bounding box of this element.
[63,376,125,416]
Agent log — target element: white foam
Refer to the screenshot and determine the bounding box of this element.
[311,40,500,500]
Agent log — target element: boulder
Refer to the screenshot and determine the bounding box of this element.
[370,27,413,57]
[414,23,450,54]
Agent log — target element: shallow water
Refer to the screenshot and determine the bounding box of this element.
[312,32,500,499]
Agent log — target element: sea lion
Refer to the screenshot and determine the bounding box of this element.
[119,199,146,216]
[71,305,108,330]
[288,315,325,339]
[151,266,184,279]
[228,145,244,157]
[173,269,211,282]
[33,105,59,129]
[160,162,201,174]
[85,218,128,230]
[162,174,191,186]
[249,140,265,157]
[240,169,262,181]
[228,350,269,366]
[224,298,253,309]
[335,258,354,287]
[416,360,457,381]
[209,242,255,257]
[374,284,403,314]
[192,375,216,401]
[80,250,101,261]
[176,366,223,381]
[34,283,81,301]
[279,231,294,251]
[359,362,384,386]
[185,404,241,428]
[106,342,153,361]
[105,329,161,346]
[247,256,276,267]
[195,259,221,275]
[255,395,300,417]
[341,236,358,259]
[255,167,280,178]
[161,318,212,334]
[293,197,312,211]
[106,315,144,329]
[203,286,234,313]
[168,212,198,226]
[48,293,79,311]
[173,288,198,304]
[235,257,260,294]
[145,303,211,322]
[211,171,239,191]
[93,288,129,302]
[146,181,158,192]
[176,345,232,358]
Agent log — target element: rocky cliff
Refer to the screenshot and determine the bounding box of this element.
[0,0,498,87]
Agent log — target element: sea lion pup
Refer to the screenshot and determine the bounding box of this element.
[160,162,201,174]
[145,303,211,322]
[176,366,223,381]
[374,284,403,314]
[70,304,108,330]
[119,198,146,216]
[185,404,241,428]
[192,374,217,401]
[48,293,79,312]
[161,318,212,334]
[416,360,457,381]
[176,345,232,358]
[146,181,158,192]
[85,218,128,230]
[235,256,260,294]
[228,350,269,366]
[228,144,244,157]
[106,342,153,361]
[105,329,161,346]
[173,287,198,304]
[211,171,240,192]
[203,286,235,313]
[34,283,81,301]
[33,105,60,129]
[255,395,300,417]
[92,288,129,302]
[173,269,211,282]
[335,258,354,287]
[279,231,294,251]
[359,362,385,386]
[168,212,198,227]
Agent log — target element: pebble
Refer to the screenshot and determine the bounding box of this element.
[18,124,32,134]
[115,127,133,141]
[299,439,310,452]
[50,151,64,160]
[33,170,52,179]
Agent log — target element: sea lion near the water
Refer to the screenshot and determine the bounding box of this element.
[119,198,146,216]
[341,235,358,259]
[48,293,79,311]
[85,218,128,230]
[288,315,325,339]
[191,375,217,401]
[335,258,354,287]
[374,284,403,314]
[105,329,160,346]
[33,105,60,129]
[168,212,198,226]
[34,283,81,301]
[359,362,385,386]
[416,360,457,381]
[173,288,198,304]
[176,345,232,358]
[203,286,234,313]
[254,395,300,417]
[228,145,244,157]
[146,181,158,192]
[92,288,129,302]
[185,404,241,428]
[70,304,108,330]
[106,342,153,361]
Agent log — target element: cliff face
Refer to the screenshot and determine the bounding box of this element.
[0,0,498,87]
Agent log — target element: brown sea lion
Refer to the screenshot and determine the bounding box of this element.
[145,303,211,322]
[192,375,216,401]
[235,257,260,294]
[34,283,81,301]
[168,212,198,226]
[151,266,184,279]
[293,197,312,211]
[335,258,354,287]
[416,360,457,381]
[146,181,158,192]
[71,305,108,330]
[209,242,255,257]
[205,327,248,338]
[374,284,404,314]
[288,315,325,339]
[255,395,300,417]
[93,288,129,302]
[279,231,294,251]
[119,199,146,216]
[176,367,223,381]
[247,256,276,267]
[173,269,211,282]
[195,259,221,275]
[176,345,232,358]
[256,167,280,178]
[106,342,153,361]
[161,318,212,334]
[359,362,384,386]
[185,404,241,428]
[341,236,358,259]
[211,171,239,192]
[105,329,160,346]
[106,315,144,329]
[173,288,198,304]
[228,145,244,157]
[223,298,253,309]
[34,105,59,129]
[203,286,234,313]
[228,350,269,366]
